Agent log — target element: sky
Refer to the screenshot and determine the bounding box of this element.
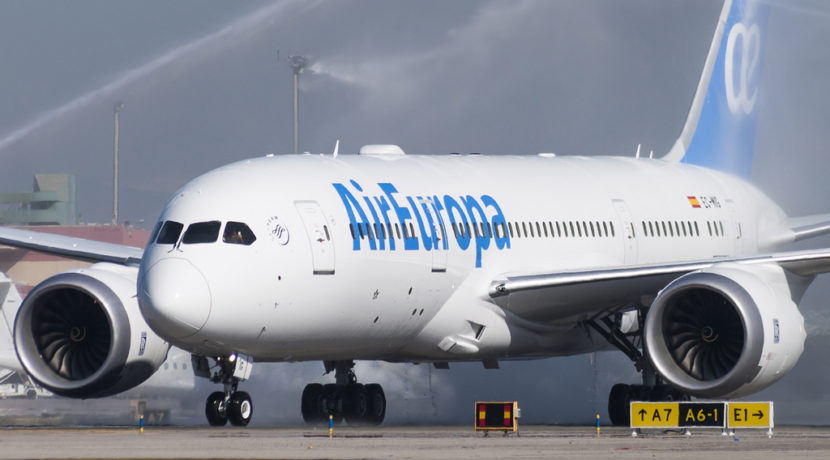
[1,0,830,425]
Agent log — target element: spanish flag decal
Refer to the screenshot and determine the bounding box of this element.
[687,196,701,208]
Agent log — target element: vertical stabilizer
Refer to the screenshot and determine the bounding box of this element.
[663,0,768,178]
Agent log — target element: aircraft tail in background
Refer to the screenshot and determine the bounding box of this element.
[0,274,24,373]
[663,0,768,179]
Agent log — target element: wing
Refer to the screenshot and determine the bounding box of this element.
[787,213,830,242]
[489,248,830,324]
[0,226,143,265]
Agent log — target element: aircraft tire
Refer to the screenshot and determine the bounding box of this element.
[322,384,343,424]
[608,384,632,426]
[228,391,253,426]
[206,391,228,426]
[343,384,368,425]
[301,383,325,423]
[365,383,386,426]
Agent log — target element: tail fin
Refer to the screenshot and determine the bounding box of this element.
[663,0,768,178]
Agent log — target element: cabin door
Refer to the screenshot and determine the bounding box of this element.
[295,201,335,275]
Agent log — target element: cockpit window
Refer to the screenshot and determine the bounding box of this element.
[182,221,221,244]
[148,220,163,247]
[156,221,184,245]
[223,221,257,245]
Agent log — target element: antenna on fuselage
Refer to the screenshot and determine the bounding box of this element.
[635,144,641,159]
[333,139,339,159]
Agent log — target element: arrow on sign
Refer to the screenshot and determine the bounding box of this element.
[753,410,764,419]
[638,409,647,421]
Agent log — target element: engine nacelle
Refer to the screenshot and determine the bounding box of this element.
[644,263,805,399]
[14,263,170,398]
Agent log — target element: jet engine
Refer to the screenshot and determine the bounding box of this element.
[13,263,170,398]
[644,263,805,399]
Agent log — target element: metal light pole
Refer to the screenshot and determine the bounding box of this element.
[289,55,310,154]
[113,102,123,226]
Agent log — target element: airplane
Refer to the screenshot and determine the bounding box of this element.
[2,0,829,427]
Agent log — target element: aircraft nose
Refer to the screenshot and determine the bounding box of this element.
[139,258,211,338]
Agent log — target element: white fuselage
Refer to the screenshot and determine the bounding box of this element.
[137,154,788,363]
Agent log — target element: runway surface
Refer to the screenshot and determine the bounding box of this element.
[1,425,829,459]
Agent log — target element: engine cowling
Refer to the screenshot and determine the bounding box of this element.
[13,263,170,398]
[644,263,805,399]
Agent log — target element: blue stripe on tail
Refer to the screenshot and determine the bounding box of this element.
[681,0,768,178]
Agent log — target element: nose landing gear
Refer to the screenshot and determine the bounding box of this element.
[197,354,254,427]
[301,361,386,426]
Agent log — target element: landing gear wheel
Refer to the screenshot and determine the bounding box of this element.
[365,383,386,426]
[343,384,368,425]
[322,384,343,424]
[227,391,253,426]
[301,383,325,423]
[608,384,632,426]
[206,391,228,426]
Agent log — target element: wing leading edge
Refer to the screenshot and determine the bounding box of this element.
[0,226,143,266]
[489,248,830,324]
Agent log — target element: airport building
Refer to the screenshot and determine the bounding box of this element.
[0,174,149,295]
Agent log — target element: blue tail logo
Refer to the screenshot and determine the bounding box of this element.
[668,0,768,179]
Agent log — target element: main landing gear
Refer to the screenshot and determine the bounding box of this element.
[199,355,254,427]
[301,360,386,426]
[588,308,688,426]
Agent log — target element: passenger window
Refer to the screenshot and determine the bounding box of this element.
[182,221,221,244]
[223,221,257,245]
[719,221,725,236]
[694,221,700,236]
[156,221,184,245]
[349,224,356,240]
[556,221,562,237]
[589,221,595,237]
